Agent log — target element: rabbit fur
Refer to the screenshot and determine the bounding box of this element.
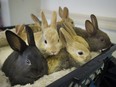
[47,48,79,74]
[63,22,90,49]
[59,25,91,65]
[74,14,111,51]
[2,25,48,86]
[57,6,75,31]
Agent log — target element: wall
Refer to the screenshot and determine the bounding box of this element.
[41,0,116,17]
[9,0,41,25]
[1,0,41,26]
[1,0,11,26]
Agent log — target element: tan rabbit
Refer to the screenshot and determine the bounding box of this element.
[34,11,62,57]
[57,6,74,29]
[59,27,91,65]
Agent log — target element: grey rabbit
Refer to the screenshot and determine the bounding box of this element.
[2,25,48,86]
[73,14,111,51]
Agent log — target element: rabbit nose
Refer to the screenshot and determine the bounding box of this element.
[51,51,57,55]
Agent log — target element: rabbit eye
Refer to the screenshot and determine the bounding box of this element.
[71,21,74,24]
[78,51,83,55]
[26,59,31,65]
[44,40,47,44]
[100,37,105,42]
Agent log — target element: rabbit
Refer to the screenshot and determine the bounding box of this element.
[59,26,91,65]
[2,25,48,86]
[33,11,63,57]
[74,14,112,52]
[47,48,70,74]
[57,6,74,30]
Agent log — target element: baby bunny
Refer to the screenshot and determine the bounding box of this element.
[2,25,48,86]
[59,26,91,65]
[57,6,74,30]
[74,14,111,51]
[47,48,70,74]
[34,11,62,57]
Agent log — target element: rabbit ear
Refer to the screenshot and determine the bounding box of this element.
[15,24,25,34]
[31,14,41,27]
[90,14,99,30]
[63,7,69,19]
[60,27,73,44]
[59,29,66,47]
[59,6,63,18]
[85,20,97,36]
[6,30,27,52]
[50,11,57,29]
[41,11,48,28]
[25,25,36,46]
[63,22,77,37]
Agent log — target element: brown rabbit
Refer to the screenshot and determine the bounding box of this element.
[74,14,112,51]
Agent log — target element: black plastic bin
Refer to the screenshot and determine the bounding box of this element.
[0,26,116,87]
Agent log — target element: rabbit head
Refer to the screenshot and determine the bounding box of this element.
[85,14,112,51]
[38,11,62,56]
[2,25,48,86]
[60,27,91,65]
[59,6,74,27]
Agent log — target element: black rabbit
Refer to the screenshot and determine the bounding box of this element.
[2,25,48,86]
